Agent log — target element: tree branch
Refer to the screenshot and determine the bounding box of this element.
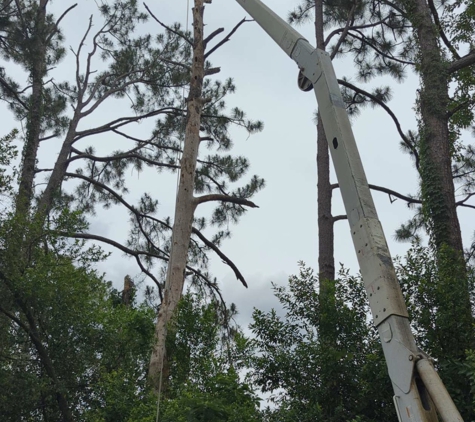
[74,107,182,141]
[330,4,357,60]
[337,78,420,169]
[369,184,421,205]
[331,182,421,206]
[427,0,460,59]
[325,16,391,47]
[347,31,415,66]
[67,150,179,170]
[0,75,29,110]
[46,3,78,44]
[204,17,251,59]
[448,52,475,74]
[194,194,258,208]
[191,227,247,287]
[58,231,163,296]
[333,215,348,222]
[204,67,221,76]
[143,2,193,46]
[456,192,475,206]
[204,27,225,46]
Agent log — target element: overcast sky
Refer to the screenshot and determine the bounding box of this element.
[4,0,474,329]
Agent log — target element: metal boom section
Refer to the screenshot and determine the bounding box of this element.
[233,0,463,421]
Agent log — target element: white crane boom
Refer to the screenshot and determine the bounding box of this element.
[233,1,463,421]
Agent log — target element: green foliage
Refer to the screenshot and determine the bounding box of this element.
[161,292,261,421]
[395,243,475,419]
[0,215,155,421]
[0,129,18,200]
[125,292,262,422]
[250,263,396,422]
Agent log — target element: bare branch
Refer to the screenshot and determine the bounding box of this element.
[332,182,421,206]
[333,215,348,222]
[330,4,357,60]
[46,3,78,44]
[74,15,93,96]
[65,172,173,233]
[204,17,251,59]
[58,232,162,263]
[39,133,57,142]
[369,184,421,205]
[80,72,149,117]
[205,67,221,76]
[83,18,111,95]
[192,227,247,287]
[74,107,182,141]
[133,255,163,301]
[194,194,258,208]
[204,27,224,46]
[456,192,475,206]
[143,2,193,46]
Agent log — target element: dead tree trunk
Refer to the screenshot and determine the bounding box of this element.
[148,0,207,392]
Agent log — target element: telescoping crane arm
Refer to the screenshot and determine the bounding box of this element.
[233,1,463,421]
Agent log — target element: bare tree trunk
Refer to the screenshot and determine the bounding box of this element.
[148,0,207,392]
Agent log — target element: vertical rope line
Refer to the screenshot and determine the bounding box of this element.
[155,364,164,422]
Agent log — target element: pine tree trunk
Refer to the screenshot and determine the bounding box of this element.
[314,4,340,414]
[148,0,206,392]
[314,1,336,350]
[407,0,474,413]
[315,2,335,287]
[15,0,48,217]
[411,0,464,256]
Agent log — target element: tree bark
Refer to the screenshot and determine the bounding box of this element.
[35,114,81,220]
[15,0,48,217]
[407,0,474,411]
[411,0,464,256]
[148,0,207,392]
[315,2,335,287]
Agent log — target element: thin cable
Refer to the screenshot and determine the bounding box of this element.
[155,364,164,422]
